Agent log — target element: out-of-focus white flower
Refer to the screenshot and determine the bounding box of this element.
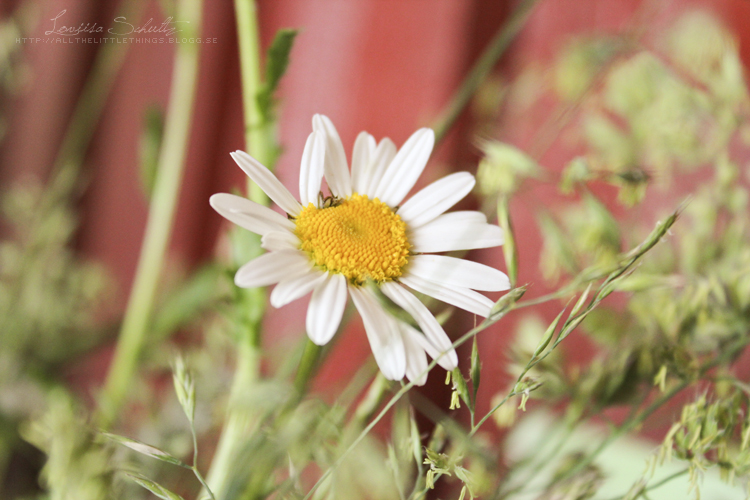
[210,115,509,385]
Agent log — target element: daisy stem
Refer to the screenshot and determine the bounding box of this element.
[97,0,202,428]
[431,0,539,143]
[294,340,323,393]
[203,0,274,496]
[236,0,274,201]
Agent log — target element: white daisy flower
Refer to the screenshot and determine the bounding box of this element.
[210,114,509,385]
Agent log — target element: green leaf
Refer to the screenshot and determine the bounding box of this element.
[423,448,452,475]
[489,286,526,319]
[102,432,188,468]
[622,208,680,261]
[172,356,196,424]
[458,485,468,500]
[569,283,593,320]
[386,444,400,486]
[265,29,298,95]
[151,264,223,342]
[470,337,481,405]
[256,29,298,122]
[558,313,588,343]
[454,465,475,495]
[138,105,164,198]
[477,140,541,196]
[427,424,447,453]
[532,308,565,359]
[597,266,637,301]
[452,367,472,412]
[126,473,185,500]
[409,412,423,468]
[497,196,518,286]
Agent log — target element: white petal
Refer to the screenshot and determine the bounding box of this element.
[400,323,429,386]
[380,282,458,370]
[306,273,348,345]
[313,114,352,197]
[299,131,326,207]
[351,132,376,194]
[403,323,456,372]
[425,210,486,225]
[234,250,310,288]
[270,269,326,308]
[400,274,495,318]
[373,128,435,206]
[210,193,295,235]
[409,212,504,253]
[397,172,475,228]
[261,231,299,252]
[407,255,511,292]
[362,138,397,197]
[349,287,406,381]
[230,151,303,216]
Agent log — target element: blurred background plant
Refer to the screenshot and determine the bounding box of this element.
[1,0,749,499]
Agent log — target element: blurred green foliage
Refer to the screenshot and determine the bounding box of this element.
[0,178,110,363]
[0,172,112,495]
[0,5,34,141]
[491,9,750,498]
[21,391,115,500]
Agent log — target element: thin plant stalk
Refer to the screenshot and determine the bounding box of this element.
[48,0,148,203]
[430,0,540,143]
[98,0,203,428]
[203,0,271,496]
[235,0,274,202]
[294,340,323,393]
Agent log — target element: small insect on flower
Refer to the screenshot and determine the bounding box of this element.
[210,114,510,384]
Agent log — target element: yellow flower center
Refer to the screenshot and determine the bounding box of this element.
[294,194,410,285]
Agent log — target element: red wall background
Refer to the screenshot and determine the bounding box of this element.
[2,0,750,428]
